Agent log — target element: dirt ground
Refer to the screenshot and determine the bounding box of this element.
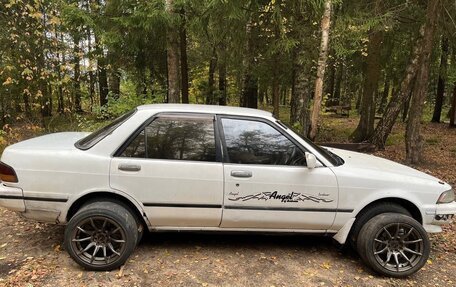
[0,117,455,287]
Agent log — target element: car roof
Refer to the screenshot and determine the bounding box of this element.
[137,104,273,118]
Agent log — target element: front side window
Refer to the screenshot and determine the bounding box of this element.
[121,116,216,162]
[221,118,306,166]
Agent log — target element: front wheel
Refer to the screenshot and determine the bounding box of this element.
[356,213,430,277]
[64,201,138,271]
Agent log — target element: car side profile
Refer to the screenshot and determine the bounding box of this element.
[0,104,454,277]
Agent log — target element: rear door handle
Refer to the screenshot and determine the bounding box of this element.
[231,170,252,178]
[118,164,141,172]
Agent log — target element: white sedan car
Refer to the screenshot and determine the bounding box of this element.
[0,104,454,277]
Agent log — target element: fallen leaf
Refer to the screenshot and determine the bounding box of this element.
[118,265,125,278]
[321,262,331,269]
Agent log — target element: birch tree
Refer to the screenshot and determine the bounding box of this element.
[308,0,332,141]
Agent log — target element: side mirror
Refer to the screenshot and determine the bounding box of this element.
[305,152,317,169]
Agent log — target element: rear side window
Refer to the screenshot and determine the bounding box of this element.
[221,118,306,166]
[121,116,216,162]
[75,110,136,150]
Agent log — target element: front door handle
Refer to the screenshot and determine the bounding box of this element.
[231,170,252,178]
[118,164,141,172]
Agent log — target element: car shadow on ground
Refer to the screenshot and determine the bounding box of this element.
[141,230,339,248]
[139,230,360,261]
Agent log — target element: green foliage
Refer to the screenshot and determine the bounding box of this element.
[0,0,455,148]
[94,81,165,118]
[385,133,403,146]
[425,136,441,146]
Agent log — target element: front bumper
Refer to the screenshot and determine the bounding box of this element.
[432,201,456,225]
[0,183,25,212]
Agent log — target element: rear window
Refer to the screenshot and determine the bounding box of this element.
[75,110,136,150]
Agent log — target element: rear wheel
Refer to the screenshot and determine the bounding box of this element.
[357,213,430,277]
[64,201,138,271]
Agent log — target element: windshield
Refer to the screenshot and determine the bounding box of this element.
[75,109,136,150]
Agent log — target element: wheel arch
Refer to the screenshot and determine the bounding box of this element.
[66,191,151,230]
[333,197,423,245]
[354,197,423,224]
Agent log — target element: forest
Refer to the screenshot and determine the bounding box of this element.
[1,0,456,164]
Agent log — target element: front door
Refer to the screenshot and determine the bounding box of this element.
[218,116,339,230]
[110,113,223,227]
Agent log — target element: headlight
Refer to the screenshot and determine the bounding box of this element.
[437,189,455,204]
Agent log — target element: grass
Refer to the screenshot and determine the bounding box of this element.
[385,133,404,146]
[425,136,441,145]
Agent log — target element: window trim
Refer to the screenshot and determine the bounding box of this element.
[216,115,319,167]
[113,112,222,163]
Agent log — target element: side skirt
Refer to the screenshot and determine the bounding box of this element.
[149,226,334,236]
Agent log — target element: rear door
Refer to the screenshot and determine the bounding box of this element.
[110,113,223,227]
[218,116,339,230]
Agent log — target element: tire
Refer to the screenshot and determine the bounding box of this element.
[356,213,430,277]
[349,203,411,249]
[64,201,138,271]
[82,197,145,245]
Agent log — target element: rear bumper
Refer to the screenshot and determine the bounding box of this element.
[0,183,25,212]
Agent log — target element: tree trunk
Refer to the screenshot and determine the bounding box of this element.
[369,26,427,148]
[57,58,65,114]
[281,88,287,106]
[308,0,332,141]
[39,9,51,118]
[23,93,31,118]
[86,28,94,111]
[109,69,121,99]
[241,16,258,109]
[56,30,65,114]
[258,84,265,106]
[352,28,383,142]
[149,63,156,98]
[272,78,280,118]
[405,0,440,164]
[300,79,312,137]
[450,82,456,127]
[290,55,300,124]
[166,0,181,103]
[40,82,52,117]
[377,76,390,114]
[333,61,343,105]
[242,76,258,108]
[98,58,109,106]
[73,37,83,113]
[325,57,336,106]
[218,52,227,106]
[294,47,312,135]
[265,87,270,105]
[180,8,189,104]
[402,85,414,122]
[431,36,448,123]
[206,48,217,105]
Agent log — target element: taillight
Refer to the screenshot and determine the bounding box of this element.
[0,161,18,183]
